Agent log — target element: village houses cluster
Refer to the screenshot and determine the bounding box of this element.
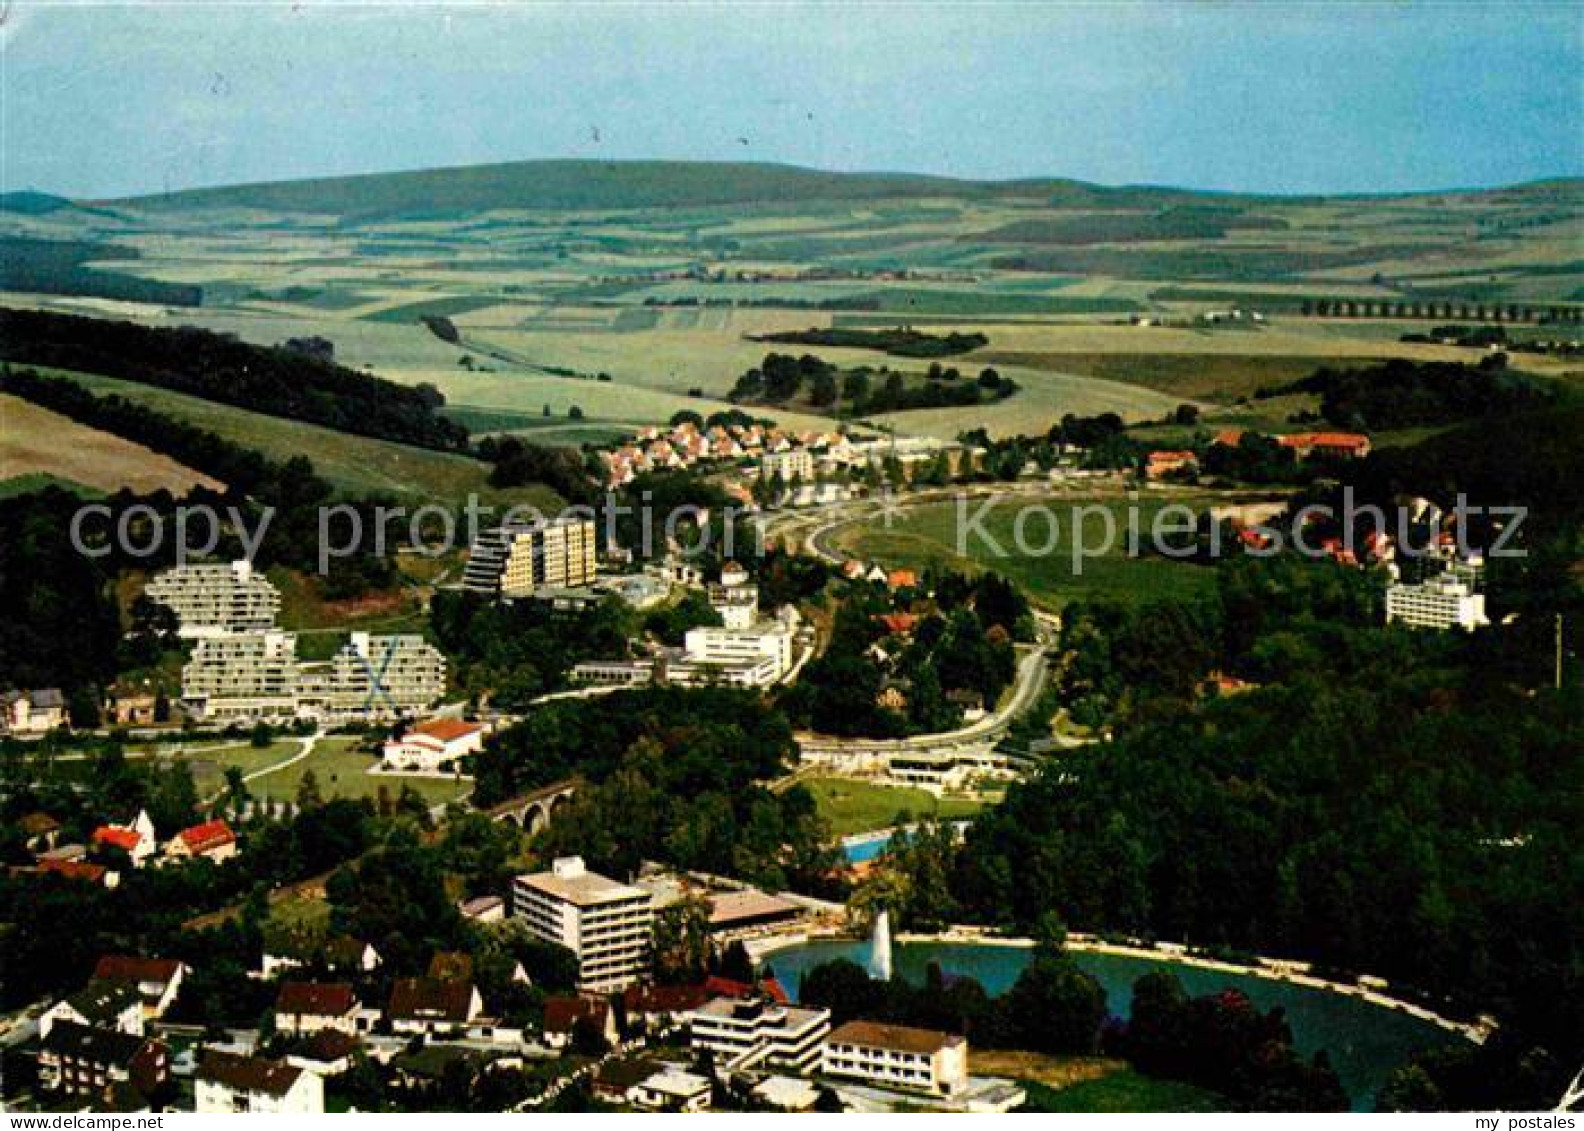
[25,852,1024,1113]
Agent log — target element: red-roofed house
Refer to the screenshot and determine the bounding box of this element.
[885,569,919,592]
[91,811,155,868]
[1212,429,1247,447]
[1277,432,1372,460]
[165,819,237,864]
[1146,450,1199,481]
[92,957,187,1019]
[622,983,712,1028]
[35,858,111,887]
[542,995,617,1050]
[702,974,790,1005]
[874,612,918,636]
[381,718,487,772]
[275,982,359,1036]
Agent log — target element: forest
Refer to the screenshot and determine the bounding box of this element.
[0,306,469,450]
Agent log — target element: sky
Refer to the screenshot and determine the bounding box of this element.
[2,1,1580,199]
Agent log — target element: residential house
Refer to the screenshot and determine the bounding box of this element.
[164,818,238,864]
[385,977,483,1036]
[19,812,61,853]
[1145,450,1199,481]
[627,1066,712,1112]
[38,1022,168,1104]
[286,1030,360,1077]
[91,957,186,1020]
[91,810,157,869]
[275,982,359,1036]
[40,980,144,1039]
[459,895,505,923]
[542,995,617,1050]
[103,691,158,727]
[2,688,67,735]
[195,1050,324,1115]
[823,1020,968,1096]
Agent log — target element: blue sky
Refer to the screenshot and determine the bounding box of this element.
[3,1,1579,198]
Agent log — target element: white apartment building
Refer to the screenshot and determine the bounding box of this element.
[760,449,815,482]
[144,560,281,638]
[823,1020,968,1096]
[182,631,445,723]
[682,619,794,685]
[462,515,597,598]
[181,630,300,721]
[1386,573,1489,631]
[196,1051,324,1115]
[303,633,447,722]
[684,997,830,1074]
[512,857,655,992]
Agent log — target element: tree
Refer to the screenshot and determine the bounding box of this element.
[1004,954,1107,1055]
[652,893,712,983]
[250,722,274,749]
[295,769,324,811]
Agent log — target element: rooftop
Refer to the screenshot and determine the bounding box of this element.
[198,1050,304,1097]
[828,1019,964,1055]
[517,857,649,908]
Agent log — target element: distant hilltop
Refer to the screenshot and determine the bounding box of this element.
[91,158,1583,220]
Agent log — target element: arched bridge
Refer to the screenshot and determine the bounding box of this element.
[486,779,579,836]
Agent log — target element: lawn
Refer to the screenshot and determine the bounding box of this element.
[834,493,1221,609]
[1016,1070,1224,1113]
[247,735,472,808]
[0,393,222,496]
[804,775,984,837]
[153,740,303,798]
[49,369,560,512]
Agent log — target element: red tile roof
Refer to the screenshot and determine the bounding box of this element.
[886,569,919,590]
[92,826,143,853]
[93,956,183,989]
[410,718,485,743]
[543,995,610,1034]
[386,978,476,1024]
[176,819,235,854]
[622,983,712,1016]
[37,858,107,884]
[276,981,356,1018]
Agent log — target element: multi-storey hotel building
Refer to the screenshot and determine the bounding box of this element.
[512,857,654,992]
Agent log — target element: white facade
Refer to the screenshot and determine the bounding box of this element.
[824,1021,968,1096]
[628,1067,712,1111]
[684,997,830,1074]
[681,621,793,686]
[144,560,281,638]
[512,857,654,992]
[183,631,445,723]
[760,449,815,483]
[1386,574,1489,631]
[381,719,486,771]
[708,582,759,630]
[196,1053,324,1115]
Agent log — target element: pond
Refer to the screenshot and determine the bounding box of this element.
[765,939,1467,1110]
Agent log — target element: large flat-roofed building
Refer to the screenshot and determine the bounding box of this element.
[462,515,597,598]
[684,997,830,1074]
[681,620,793,684]
[182,631,445,723]
[1386,573,1489,631]
[824,1020,968,1096]
[512,857,654,992]
[144,560,281,638]
[181,630,301,722]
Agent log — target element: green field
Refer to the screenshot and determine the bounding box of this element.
[4,160,1574,458]
[1016,1071,1224,1113]
[245,735,472,807]
[835,493,1223,608]
[804,775,984,837]
[42,368,560,511]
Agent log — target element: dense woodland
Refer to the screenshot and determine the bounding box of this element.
[728,351,1017,415]
[1268,356,1556,431]
[0,306,469,450]
[0,238,202,306]
[748,326,989,358]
